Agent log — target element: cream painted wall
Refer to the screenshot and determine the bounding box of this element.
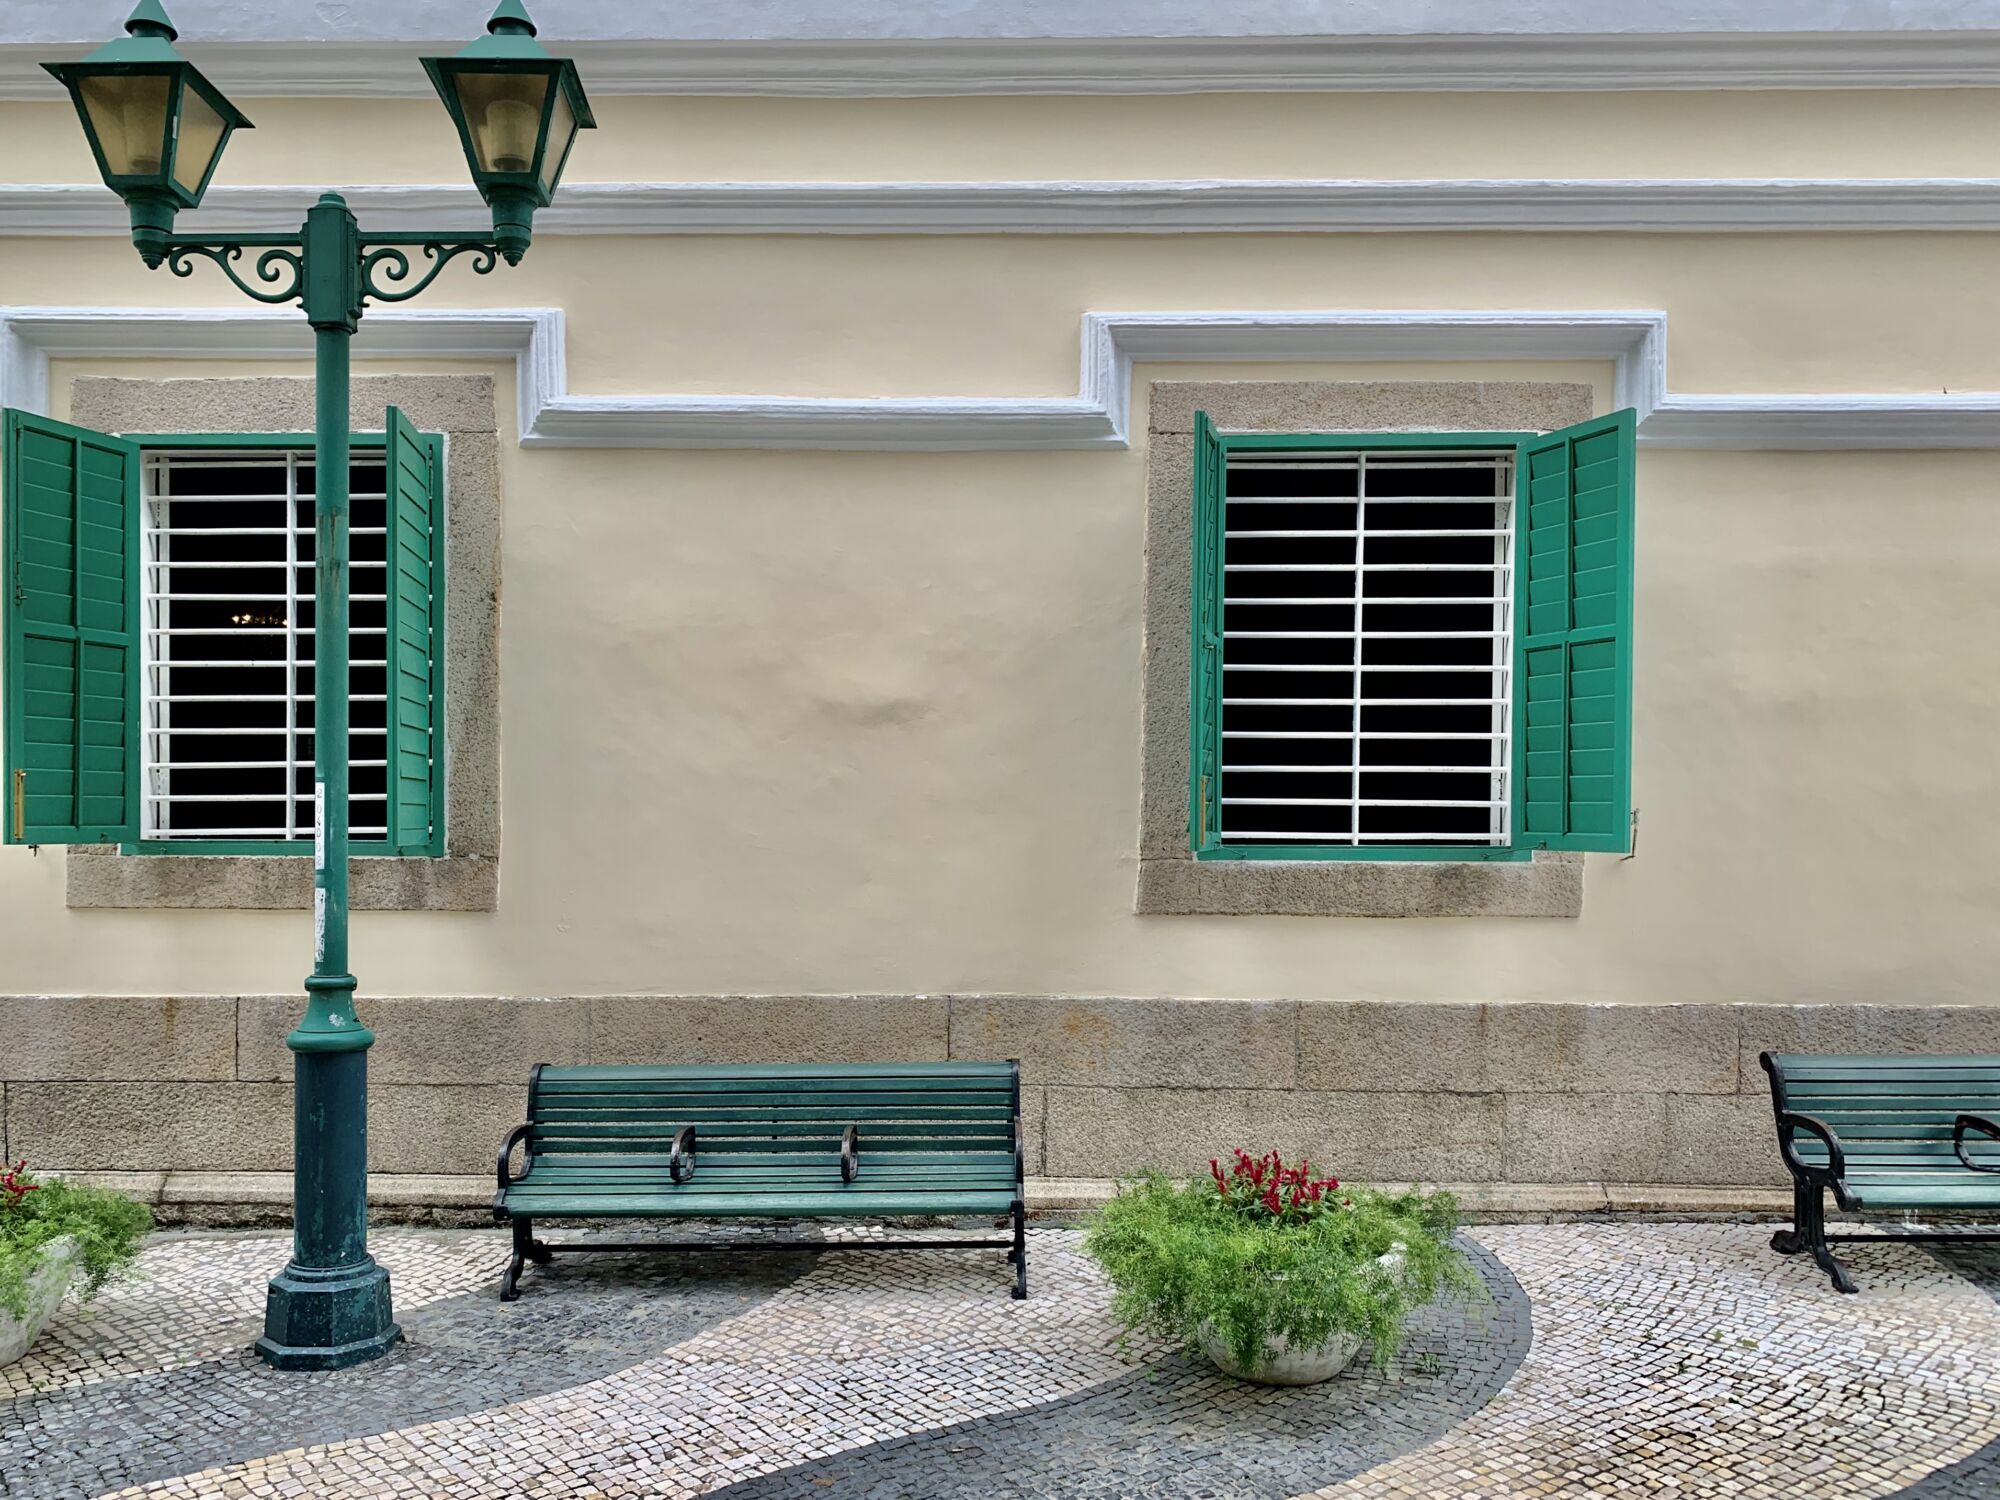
[9,232,2000,398]
[2,347,1996,1005]
[2,86,1998,1006]
[9,91,2000,185]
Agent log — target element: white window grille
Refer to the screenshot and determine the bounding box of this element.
[139,448,391,842]
[1219,447,1514,847]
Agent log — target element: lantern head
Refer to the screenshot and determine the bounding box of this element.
[43,1,253,261]
[421,0,596,264]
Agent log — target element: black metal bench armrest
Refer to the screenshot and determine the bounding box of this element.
[1777,1110,1849,1191]
[839,1124,860,1183]
[496,1122,533,1193]
[669,1125,697,1184]
[1955,1113,2000,1174]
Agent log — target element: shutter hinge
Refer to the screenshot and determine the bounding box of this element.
[1620,807,1640,862]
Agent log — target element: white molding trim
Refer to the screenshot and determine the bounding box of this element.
[4,303,1998,451]
[1640,393,2000,448]
[18,180,2000,237]
[11,32,2000,97]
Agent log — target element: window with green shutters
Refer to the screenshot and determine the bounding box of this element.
[1190,410,1635,860]
[1,409,445,855]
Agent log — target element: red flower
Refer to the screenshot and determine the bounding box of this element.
[0,1159,39,1208]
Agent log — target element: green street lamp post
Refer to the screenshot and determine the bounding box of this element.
[43,0,594,1371]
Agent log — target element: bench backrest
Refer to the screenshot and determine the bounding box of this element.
[1762,1053,2000,1146]
[525,1061,1021,1176]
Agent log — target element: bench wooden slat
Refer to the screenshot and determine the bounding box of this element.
[535,1087,1015,1104]
[515,1182,1017,1199]
[516,1184,1016,1192]
[541,1062,1016,1082]
[520,1150,1015,1169]
[536,1088,1016,1096]
[531,1136,1005,1153]
[519,1165,1016,1185]
[527,1107,1012,1128]
[528,1138,1010,1159]
[1784,1088,2000,1112]
[1765,1053,2000,1075]
[499,1190,1018,1218]
[532,1104,1016,1128]
[529,1126,1009,1142]
[538,1075,1013,1095]
[1788,1117,2000,1136]
[1847,1184,2000,1208]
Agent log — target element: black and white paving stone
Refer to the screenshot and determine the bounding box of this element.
[0,1221,1996,1498]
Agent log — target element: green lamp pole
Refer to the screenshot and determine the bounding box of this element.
[43,0,595,1370]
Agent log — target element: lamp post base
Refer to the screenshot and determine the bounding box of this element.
[255,1259,401,1371]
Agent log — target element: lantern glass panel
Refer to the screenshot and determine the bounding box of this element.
[536,87,575,195]
[79,72,173,177]
[171,86,228,195]
[453,68,552,176]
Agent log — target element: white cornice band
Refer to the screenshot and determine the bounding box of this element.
[9,31,2000,97]
[14,180,2000,237]
[2,304,1996,451]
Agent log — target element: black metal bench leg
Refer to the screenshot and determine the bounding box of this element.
[1771,1180,1811,1255]
[1795,1184,1858,1294]
[499,1216,540,1302]
[1009,1202,1028,1300]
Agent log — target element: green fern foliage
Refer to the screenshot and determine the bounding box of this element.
[1082,1152,1483,1373]
[0,1163,152,1321]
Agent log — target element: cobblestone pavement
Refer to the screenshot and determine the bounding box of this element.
[0,1222,1995,1499]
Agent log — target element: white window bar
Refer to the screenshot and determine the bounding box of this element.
[1218,447,1514,848]
[141,448,401,842]
[1491,452,1512,844]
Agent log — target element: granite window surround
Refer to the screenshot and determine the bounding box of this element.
[1136,380,1595,918]
[62,374,500,912]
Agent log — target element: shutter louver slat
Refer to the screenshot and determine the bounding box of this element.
[382,407,440,855]
[3,409,140,845]
[1511,409,1636,854]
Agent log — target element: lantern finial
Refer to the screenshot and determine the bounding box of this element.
[124,2,178,41]
[487,1,538,36]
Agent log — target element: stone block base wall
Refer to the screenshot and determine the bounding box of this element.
[5,995,1998,1196]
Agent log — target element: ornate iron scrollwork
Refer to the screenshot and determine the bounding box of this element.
[359,239,501,304]
[163,241,308,306]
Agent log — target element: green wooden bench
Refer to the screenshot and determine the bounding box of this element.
[1761,1052,2000,1292]
[493,1060,1027,1301]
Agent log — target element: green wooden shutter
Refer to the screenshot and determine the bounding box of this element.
[1513,408,1636,853]
[382,407,441,854]
[2,410,140,845]
[1189,411,1224,850]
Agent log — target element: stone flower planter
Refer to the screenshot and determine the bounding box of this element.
[1198,1246,1408,1387]
[1199,1323,1366,1385]
[0,1236,80,1366]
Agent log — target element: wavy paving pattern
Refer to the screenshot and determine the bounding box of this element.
[1,1230,816,1500]
[1305,1226,2000,1500]
[710,1239,1527,1500]
[0,1222,1996,1498]
[1889,1242,2000,1500]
